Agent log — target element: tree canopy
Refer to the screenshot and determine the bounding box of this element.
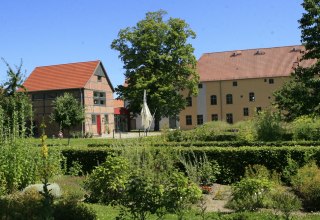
[111,10,199,130]
[50,93,84,143]
[274,0,320,120]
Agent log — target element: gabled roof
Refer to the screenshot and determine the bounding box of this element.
[23,60,114,92]
[198,45,317,82]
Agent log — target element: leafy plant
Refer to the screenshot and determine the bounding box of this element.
[291,161,320,211]
[227,177,273,211]
[178,151,220,186]
[84,154,130,204]
[269,186,301,220]
[253,109,284,141]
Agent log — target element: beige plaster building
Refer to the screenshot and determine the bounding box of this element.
[22,60,115,136]
[180,45,316,129]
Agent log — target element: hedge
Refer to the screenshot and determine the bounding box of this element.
[61,148,114,174]
[61,146,320,184]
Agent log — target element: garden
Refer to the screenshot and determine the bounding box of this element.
[2,104,320,220]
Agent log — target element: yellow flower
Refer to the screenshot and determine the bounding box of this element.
[42,145,48,159]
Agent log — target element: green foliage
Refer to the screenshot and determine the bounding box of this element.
[68,160,83,176]
[50,92,85,139]
[0,188,43,219]
[274,0,320,120]
[300,0,320,60]
[282,156,300,185]
[291,161,320,211]
[291,116,320,140]
[53,200,97,220]
[234,120,255,143]
[254,109,284,141]
[0,190,97,220]
[84,154,129,204]
[112,10,199,130]
[1,58,25,96]
[178,152,220,186]
[85,149,202,219]
[227,177,273,211]
[269,186,302,220]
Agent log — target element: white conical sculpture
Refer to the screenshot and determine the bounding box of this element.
[141,90,153,131]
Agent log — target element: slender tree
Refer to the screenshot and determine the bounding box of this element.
[50,93,84,145]
[274,0,320,120]
[1,58,25,96]
[111,10,199,131]
[0,59,32,139]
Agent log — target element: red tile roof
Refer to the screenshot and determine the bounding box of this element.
[23,60,108,91]
[198,45,317,82]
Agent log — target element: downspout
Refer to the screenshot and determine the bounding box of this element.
[80,88,84,136]
[219,81,223,121]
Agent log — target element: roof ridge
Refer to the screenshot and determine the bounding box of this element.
[35,60,100,68]
[201,45,303,56]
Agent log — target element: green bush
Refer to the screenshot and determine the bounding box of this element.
[0,140,64,194]
[178,152,220,186]
[0,189,96,220]
[254,109,284,141]
[291,161,320,211]
[53,200,97,220]
[84,154,129,204]
[292,116,320,141]
[0,188,43,219]
[269,186,302,220]
[85,149,202,219]
[227,177,274,211]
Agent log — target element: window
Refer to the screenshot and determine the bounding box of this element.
[256,107,262,113]
[32,93,44,100]
[210,95,217,105]
[186,115,192,125]
[97,76,102,82]
[249,92,255,102]
[197,115,203,125]
[269,78,274,84]
[104,114,109,124]
[186,97,192,107]
[233,81,238,86]
[226,113,233,124]
[243,107,249,116]
[92,115,97,124]
[211,114,218,121]
[93,91,106,106]
[226,94,233,104]
[198,83,203,88]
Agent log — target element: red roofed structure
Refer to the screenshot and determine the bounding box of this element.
[180,45,317,129]
[23,60,116,136]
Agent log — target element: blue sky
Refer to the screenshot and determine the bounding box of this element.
[0,0,304,90]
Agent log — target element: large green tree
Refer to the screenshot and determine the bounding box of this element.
[50,93,84,144]
[274,0,320,120]
[111,10,199,131]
